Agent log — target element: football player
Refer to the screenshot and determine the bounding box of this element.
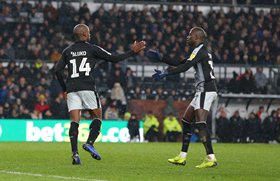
[55,24,146,165]
[147,27,218,168]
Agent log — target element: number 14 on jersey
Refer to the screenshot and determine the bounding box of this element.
[70,58,91,78]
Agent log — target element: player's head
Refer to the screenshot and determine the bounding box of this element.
[73,24,90,42]
[186,27,207,47]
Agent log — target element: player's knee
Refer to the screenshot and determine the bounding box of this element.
[90,118,102,131]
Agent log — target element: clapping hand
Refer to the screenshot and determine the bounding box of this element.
[131,41,146,53]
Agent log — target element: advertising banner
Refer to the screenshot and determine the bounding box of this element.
[0,120,143,142]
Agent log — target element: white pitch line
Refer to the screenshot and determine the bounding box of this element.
[0,170,107,181]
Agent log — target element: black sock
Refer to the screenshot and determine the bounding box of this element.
[181,119,192,152]
[196,122,214,155]
[86,118,102,145]
[69,122,79,154]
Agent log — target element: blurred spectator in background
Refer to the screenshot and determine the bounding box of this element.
[230,110,245,143]
[238,69,256,93]
[110,82,127,116]
[0,105,5,118]
[124,67,136,91]
[18,106,31,119]
[254,67,268,94]
[34,94,49,113]
[262,110,278,143]
[124,111,131,121]
[30,109,42,119]
[3,102,11,118]
[245,112,261,143]
[216,108,230,142]
[163,113,182,142]
[104,101,120,120]
[50,93,67,119]
[143,111,159,142]
[228,71,239,93]
[127,113,140,142]
[256,106,267,123]
[163,96,178,118]
[43,109,53,119]
[108,64,125,88]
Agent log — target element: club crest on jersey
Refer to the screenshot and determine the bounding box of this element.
[187,44,203,61]
[71,51,87,57]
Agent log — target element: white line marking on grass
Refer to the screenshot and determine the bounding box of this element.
[0,170,106,181]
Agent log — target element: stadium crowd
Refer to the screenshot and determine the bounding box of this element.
[216,106,280,143]
[0,1,280,142]
[0,1,280,65]
[0,61,280,143]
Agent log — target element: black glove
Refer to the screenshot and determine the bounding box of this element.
[152,69,168,81]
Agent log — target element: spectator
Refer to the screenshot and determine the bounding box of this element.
[262,110,278,143]
[254,67,268,94]
[216,109,231,142]
[229,110,245,143]
[18,106,31,119]
[34,94,49,113]
[50,93,67,119]
[238,69,256,93]
[30,109,42,119]
[256,106,267,123]
[163,113,182,142]
[104,101,120,120]
[0,105,5,118]
[110,82,127,116]
[143,111,159,142]
[245,112,261,143]
[127,113,140,142]
[124,67,136,90]
[163,96,178,118]
[228,71,239,93]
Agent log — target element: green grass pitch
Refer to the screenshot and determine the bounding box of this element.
[0,142,279,181]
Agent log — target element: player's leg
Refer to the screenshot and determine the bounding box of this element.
[79,91,102,160]
[87,108,102,145]
[168,105,195,166]
[194,92,217,168]
[83,108,102,160]
[69,110,82,165]
[181,105,195,155]
[69,110,81,154]
[67,92,83,165]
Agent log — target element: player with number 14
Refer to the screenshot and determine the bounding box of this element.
[55,24,146,165]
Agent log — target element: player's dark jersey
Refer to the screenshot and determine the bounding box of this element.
[163,43,217,92]
[55,41,135,93]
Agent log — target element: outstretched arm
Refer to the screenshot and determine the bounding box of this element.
[92,41,146,63]
[162,56,186,66]
[146,49,185,66]
[152,48,206,80]
[166,58,194,75]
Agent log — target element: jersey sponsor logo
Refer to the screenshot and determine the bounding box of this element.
[71,51,87,57]
[187,44,203,61]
